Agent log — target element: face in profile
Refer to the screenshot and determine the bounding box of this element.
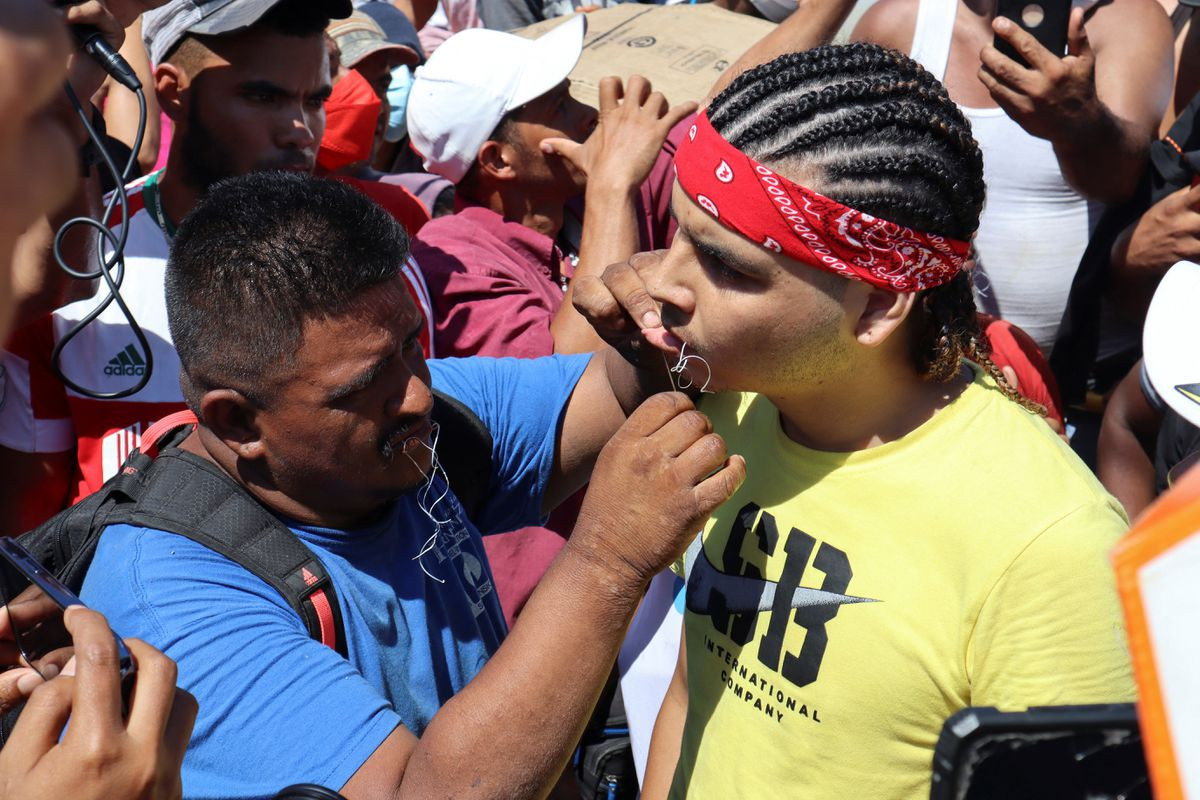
[502,80,598,195]
[642,183,856,396]
[252,278,437,521]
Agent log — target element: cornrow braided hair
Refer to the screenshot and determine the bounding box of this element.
[706,42,1040,414]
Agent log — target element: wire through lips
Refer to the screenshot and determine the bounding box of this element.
[665,342,713,393]
[403,422,452,584]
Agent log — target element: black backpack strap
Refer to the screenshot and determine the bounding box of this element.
[124,447,347,656]
[431,389,494,522]
[20,394,495,661]
[15,431,164,590]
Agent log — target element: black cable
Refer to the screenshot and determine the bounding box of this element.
[49,80,153,400]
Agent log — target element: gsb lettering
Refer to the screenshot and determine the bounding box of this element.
[710,502,854,688]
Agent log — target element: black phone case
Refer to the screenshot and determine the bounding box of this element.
[930,704,1147,800]
[993,0,1072,66]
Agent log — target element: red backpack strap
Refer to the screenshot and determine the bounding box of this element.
[140,410,200,458]
[307,588,338,650]
[130,442,348,657]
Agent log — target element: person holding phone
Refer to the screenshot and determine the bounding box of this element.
[852,0,1173,356]
[0,606,196,800]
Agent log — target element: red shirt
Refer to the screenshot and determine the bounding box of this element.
[981,314,1065,428]
[2,171,437,528]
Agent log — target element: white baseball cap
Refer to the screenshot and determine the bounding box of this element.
[1143,260,1200,428]
[407,14,586,184]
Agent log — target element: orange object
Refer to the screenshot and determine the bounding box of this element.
[1113,463,1200,800]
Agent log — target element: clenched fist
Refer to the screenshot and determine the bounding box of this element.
[571,391,746,586]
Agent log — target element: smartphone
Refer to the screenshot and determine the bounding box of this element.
[994,0,1072,67]
[930,704,1147,799]
[0,538,135,692]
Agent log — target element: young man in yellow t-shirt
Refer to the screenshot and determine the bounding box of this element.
[575,43,1135,799]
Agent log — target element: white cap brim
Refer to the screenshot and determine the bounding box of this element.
[508,14,586,110]
[1144,260,1200,428]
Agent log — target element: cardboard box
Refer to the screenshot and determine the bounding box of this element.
[515,4,775,108]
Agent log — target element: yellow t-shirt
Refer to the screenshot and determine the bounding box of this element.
[670,370,1135,799]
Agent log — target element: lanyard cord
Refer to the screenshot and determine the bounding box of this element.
[49,81,153,400]
[142,171,176,240]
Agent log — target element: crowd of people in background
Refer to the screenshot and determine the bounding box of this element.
[0,0,1196,796]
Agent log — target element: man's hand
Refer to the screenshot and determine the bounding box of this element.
[573,250,670,363]
[1121,183,1200,273]
[569,392,746,586]
[1108,183,1200,315]
[541,76,697,195]
[0,607,196,800]
[979,8,1101,142]
[52,0,167,108]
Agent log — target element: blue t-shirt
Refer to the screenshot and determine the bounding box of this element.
[80,354,590,800]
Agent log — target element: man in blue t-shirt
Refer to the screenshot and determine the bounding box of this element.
[79,171,745,800]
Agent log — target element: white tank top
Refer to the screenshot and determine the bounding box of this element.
[909,0,1102,355]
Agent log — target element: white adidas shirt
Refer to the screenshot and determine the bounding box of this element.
[1,171,435,506]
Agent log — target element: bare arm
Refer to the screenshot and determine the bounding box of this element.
[99,17,161,176]
[545,76,696,355]
[849,0,917,51]
[705,0,862,103]
[340,393,747,800]
[1098,361,1163,518]
[641,619,689,800]
[8,181,102,332]
[1108,183,1200,320]
[1053,0,1173,201]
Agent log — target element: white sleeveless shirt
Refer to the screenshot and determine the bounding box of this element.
[909,0,1102,355]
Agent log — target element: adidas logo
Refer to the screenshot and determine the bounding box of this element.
[103,344,146,377]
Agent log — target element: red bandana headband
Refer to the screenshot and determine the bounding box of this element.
[674,111,971,292]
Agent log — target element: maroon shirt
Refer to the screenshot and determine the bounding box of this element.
[410,118,689,623]
[412,205,568,360]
